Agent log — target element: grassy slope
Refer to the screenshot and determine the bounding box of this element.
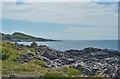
[1,41,84,77]
[1,32,54,42]
[1,41,47,77]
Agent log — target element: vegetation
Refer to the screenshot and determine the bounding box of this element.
[1,41,47,76]
[35,61,45,66]
[29,48,35,52]
[2,47,12,60]
[1,32,56,42]
[41,72,66,77]
[1,41,87,77]
[41,66,83,77]
[62,66,83,77]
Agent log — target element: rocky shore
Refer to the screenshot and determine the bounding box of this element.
[13,42,120,77]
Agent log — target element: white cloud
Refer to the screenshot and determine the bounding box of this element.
[2,2,118,27]
[38,26,118,40]
[22,0,91,2]
[1,0,17,2]
[1,0,119,2]
[1,2,118,40]
[91,0,119,2]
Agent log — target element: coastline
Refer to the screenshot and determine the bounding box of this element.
[14,40,118,51]
[1,41,120,77]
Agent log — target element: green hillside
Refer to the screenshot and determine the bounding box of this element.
[1,32,56,42]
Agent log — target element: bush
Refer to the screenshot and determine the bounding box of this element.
[29,48,35,52]
[35,61,45,66]
[2,41,19,50]
[2,47,12,60]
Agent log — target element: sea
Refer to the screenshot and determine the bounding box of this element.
[16,40,119,51]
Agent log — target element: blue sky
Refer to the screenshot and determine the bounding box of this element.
[1,2,118,40]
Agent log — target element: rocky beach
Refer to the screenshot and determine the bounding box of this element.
[7,42,120,78]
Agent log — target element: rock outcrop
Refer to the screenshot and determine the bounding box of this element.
[15,42,120,77]
[31,42,38,49]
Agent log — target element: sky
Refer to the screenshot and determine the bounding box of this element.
[0,1,119,40]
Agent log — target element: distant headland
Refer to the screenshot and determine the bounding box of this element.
[0,32,60,42]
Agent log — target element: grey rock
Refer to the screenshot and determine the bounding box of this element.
[31,42,38,49]
[9,74,17,78]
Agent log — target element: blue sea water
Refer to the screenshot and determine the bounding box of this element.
[17,40,118,51]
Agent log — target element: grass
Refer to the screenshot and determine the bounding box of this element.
[62,66,83,77]
[2,60,46,75]
[35,61,45,66]
[41,68,66,77]
[1,41,47,76]
[41,72,66,77]
[0,60,2,68]
[29,48,35,52]
[41,66,83,77]
[95,73,105,77]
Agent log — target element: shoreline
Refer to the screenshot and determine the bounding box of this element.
[13,40,119,51]
[15,42,120,76]
[2,41,120,77]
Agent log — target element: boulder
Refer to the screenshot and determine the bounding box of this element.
[114,69,120,77]
[83,47,96,53]
[27,50,35,57]
[9,74,17,78]
[42,56,50,62]
[61,58,75,65]
[42,51,57,60]
[31,42,38,49]
[22,54,31,62]
[65,49,81,56]
[76,65,92,76]
[28,53,34,57]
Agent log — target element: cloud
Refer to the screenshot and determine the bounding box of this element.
[2,2,118,27]
[1,0,119,2]
[38,26,118,40]
[1,2,118,40]
[1,0,17,2]
[22,0,91,2]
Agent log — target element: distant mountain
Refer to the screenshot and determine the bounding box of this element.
[1,32,57,42]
